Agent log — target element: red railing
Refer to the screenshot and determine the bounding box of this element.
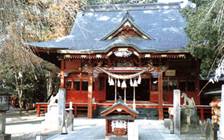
[35,102,97,117]
[35,102,48,117]
[35,102,211,120]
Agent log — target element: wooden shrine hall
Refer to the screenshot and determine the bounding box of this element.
[28,3,210,120]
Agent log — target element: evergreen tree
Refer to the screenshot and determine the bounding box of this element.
[183,0,224,77]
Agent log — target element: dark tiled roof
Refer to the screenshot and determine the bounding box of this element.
[101,99,139,115]
[27,3,188,53]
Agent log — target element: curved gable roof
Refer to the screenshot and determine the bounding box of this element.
[101,11,152,40]
[27,3,189,53]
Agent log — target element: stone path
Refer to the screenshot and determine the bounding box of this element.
[47,119,105,140]
[138,120,180,140]
[47,119,180,140]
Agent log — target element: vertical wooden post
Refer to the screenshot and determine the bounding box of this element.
[133,87,136,110]
[36,104,40,117]
[195,59,200,104]
[220,84,224,139]
[173,89,181,135]
[158,72,164,120]
[124,88,127,104]
[60,59,65,88]
[200,108,205,121]
[88,74,93,118]
[149,77,151,102]
[114,80,117,103]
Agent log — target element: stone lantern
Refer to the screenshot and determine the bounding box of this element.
[0,89,11,140]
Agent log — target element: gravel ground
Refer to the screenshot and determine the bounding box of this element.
[6,122,42,140]
[5,113,55,140]
[5,115,205,140]
[47,119,181,140]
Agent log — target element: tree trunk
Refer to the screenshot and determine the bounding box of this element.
[15,72,24,115]
[18,90,23,115]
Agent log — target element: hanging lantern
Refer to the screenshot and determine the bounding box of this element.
[133,79,138,87]
[130,79,133,87]
[121,80,127,88]
[137,75,141,84]
[117,79,121,87]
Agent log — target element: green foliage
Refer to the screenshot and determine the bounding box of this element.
[183,0,224,77]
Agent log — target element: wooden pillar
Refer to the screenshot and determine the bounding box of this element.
[199,108,205,121]
[36,104,40,117]
[195,59,200,104]
[158,72,164,120]
[60,59,65,88]
[114,80,117,103]
[133,87,136,110]
[87,74,93,118]
[124,88,127,104]
[173,89,181,135]
[149,76,151,102]
[220,84,224,139]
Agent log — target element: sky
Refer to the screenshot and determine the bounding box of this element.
[158,0,195,8]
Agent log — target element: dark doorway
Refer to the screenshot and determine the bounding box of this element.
[106,79,150,101]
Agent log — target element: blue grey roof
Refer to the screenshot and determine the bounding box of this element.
[27,3,189,53]
[101,99,139,115]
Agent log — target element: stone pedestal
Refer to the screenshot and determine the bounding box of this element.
[65,108,74,132]
[0,113,6,134]
[42,104,59,130]
[173,89,181,135]
[128,122,138,140]
[0,134,11,140]
[41,88,66,132]
[0,112,10,140]
[180,107,200,133]
[58,88,66,128]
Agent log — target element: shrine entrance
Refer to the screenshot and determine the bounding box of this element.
[94,66,153,109]
[106,78,150,101]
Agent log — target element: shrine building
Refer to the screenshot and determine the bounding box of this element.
[28,3,205,120]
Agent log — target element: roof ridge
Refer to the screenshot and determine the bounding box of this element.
[82,2,181,12]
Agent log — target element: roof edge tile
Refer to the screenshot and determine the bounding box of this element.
[82,2,181,12]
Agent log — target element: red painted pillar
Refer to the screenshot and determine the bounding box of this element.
[158,71,164,120]
[200,108,205,120]
[88,74,93,118]
[60,59,65,88]
[36,104,40,117]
